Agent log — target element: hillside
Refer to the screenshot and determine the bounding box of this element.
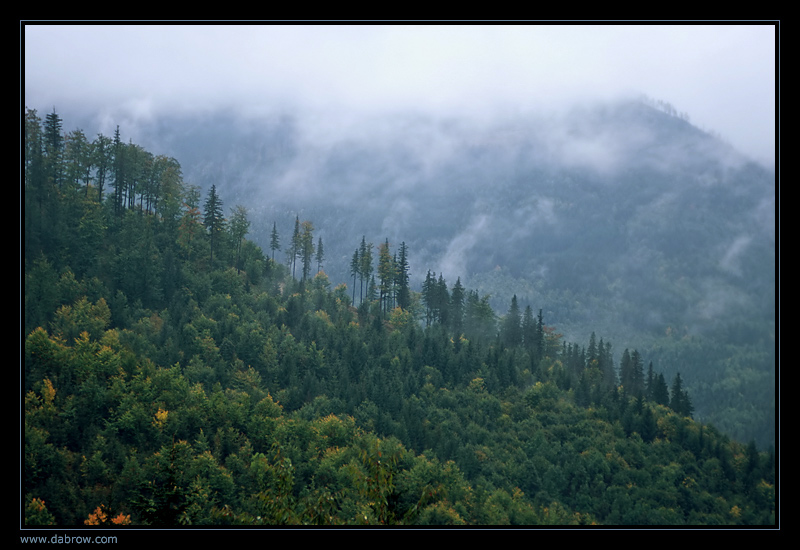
[22,104,777,527]
[89,98,776,448]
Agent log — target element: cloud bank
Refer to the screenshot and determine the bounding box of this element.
[24,23,776,167]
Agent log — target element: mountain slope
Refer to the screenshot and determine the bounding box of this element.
[71,98,776,447]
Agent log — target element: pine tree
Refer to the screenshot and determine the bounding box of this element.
[587,332,598,369]
[502,295,522,347]
[652,372,670,406]
[602,341,616,388]
[270,222,280,261]
[350,248,361,305]
[465,290,496,342]
[24,108,47,257]
[229,205,250,274]
[378,239,394,317]
[670,372,694,418]
[44,108,64,189]
[619,349,632,393]
[111,125,124,216]
[450,277,465,335]
[91,133,113,204]
[522,305,536,353]
[203,184,225,267]
[316,236,324,274]
[396,242,411,311]
[645,362,656,400]
[435,274,449,327]
[288,215,301,278]
[536,309,545,361]
[300,221,315,282]
[422,270,435,326]
[630,349,645,397]
[359,237,373,304]
[63,128,92,194]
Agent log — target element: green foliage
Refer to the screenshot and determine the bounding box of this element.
[22,108,776,528]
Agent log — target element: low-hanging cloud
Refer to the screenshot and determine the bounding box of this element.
[24,23,776,167]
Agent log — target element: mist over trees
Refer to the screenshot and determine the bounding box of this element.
[74,96,774,447]
[22,101,776,527]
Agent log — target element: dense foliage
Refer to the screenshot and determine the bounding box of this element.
[23,108,776,527]
[127,98,775,449]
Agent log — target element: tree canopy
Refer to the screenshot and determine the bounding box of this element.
[22,108,776,528]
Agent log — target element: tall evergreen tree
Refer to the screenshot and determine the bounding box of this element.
[536,309,545,361]
[422,270,435,327]
[229,205,250,274]
[91,133,113,204]
[203,184,225,267]
[652,372,670,406]
[288,215,301,279]
[377,239,394,317]
[602,341,616,388]
[350,248,360,305]
[269,221,281,261]
[359,237,373,304]
[435,274,450,327]
[450,277,465,335]
[670,372,694,418]
[111,125,124,216]
[396,242,411,311]
[586,332,598,369]
[316,236,325,274]
[464,290,497,342]
[63,128,92,194]
[502,295,522,347]
[645,362,655,400]
[24,108,47,256]
[619,349,632,392]
[300,221,315,282]
[44,108,64,189]
[521,305,536,353]
[630,349,645,397]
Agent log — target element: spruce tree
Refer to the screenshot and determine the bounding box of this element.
[229,205,250,274]
[602,341,616,388]
[502,295,522,347]
[359,237,373,304]
[300,221,315,282]
[270,221,280,261]
[396,242,411,311]
[44,108,64,189]
[522,305,536,353]
[670,372,694,418]
[422,270,435,326]
[652,372,670,406]
[378,239,393,317]
[435,274,450,326]
[288,215,301,279]
[450,277,465,335]
[316,236,324,274]
[350,248,360,305]
[203,184,225,267]
[630,350,645,397]
[587,331,598,369]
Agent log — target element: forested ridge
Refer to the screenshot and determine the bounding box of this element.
[23,108,776,527]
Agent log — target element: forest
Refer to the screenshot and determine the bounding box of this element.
[23,107,776,527]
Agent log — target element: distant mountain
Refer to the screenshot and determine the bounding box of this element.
[131,101,772,319]
[73,98,776,447]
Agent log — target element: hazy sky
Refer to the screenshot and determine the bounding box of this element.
[23,23,777,166]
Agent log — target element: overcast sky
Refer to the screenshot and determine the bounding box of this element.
[23,23,777,167]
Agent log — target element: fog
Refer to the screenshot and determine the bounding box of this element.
[24,23,776,167]
[22,22,777,339]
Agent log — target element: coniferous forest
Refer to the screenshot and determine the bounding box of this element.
[23,107,776,528]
